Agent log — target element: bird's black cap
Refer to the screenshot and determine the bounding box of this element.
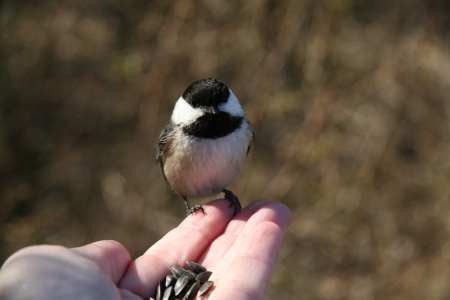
[182,78,230,108]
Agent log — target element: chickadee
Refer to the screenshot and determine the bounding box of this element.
[157,78,255,215]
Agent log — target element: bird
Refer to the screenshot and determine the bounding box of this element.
[157,78,255,216]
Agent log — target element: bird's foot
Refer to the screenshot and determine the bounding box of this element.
[183,196,205,216]
[222,189,242,215]
[187,205,205,216]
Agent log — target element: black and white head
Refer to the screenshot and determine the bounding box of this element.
[170,78,248,139]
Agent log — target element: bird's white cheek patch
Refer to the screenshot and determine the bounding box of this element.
[221,91,245,117]
[171,97,203,125]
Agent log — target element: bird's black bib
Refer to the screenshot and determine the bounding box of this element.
[182,112,243,139]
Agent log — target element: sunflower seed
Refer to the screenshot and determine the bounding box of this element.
[174,275,190,296]
[165,275,177,288]
[198,280,214,296]
[182,280,200,300]
[186,270,198,281]
[197,271,212,283]
[156,280,165,300]
[186,261,207,274]
[164,262,214,299]
[162,286,175,300]
[170,265,197,282]
[204,291,212,300]
[169,265,185,278]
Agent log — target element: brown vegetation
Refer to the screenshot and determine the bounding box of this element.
[1,1,450,299]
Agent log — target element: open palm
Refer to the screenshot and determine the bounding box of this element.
[0,199,291,300]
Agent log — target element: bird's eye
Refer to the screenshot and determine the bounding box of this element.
[190,99,200,108]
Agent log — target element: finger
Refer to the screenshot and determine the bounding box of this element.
[71,240,131,284]
[197,199,273,267]
[212,219,289,300]
[202,200,292,276]
[118,199,234,298]
[210,201,292,300]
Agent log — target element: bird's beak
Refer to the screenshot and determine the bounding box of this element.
[204,105,219,114]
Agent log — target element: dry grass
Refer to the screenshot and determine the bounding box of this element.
[1,1,450,299]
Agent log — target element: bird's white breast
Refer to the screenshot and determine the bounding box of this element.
[163,123,252,198]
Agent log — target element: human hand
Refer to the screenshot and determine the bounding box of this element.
[0,199,291,300]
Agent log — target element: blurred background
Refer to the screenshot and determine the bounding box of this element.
[1,0,450,299]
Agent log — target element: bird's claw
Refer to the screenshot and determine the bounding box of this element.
[187,205,205,216]
[223,189,242,215]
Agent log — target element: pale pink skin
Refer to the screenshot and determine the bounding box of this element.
[0,199,291,300]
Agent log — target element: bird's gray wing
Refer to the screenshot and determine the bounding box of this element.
[156,122,175,182]
[247,120,255,155]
